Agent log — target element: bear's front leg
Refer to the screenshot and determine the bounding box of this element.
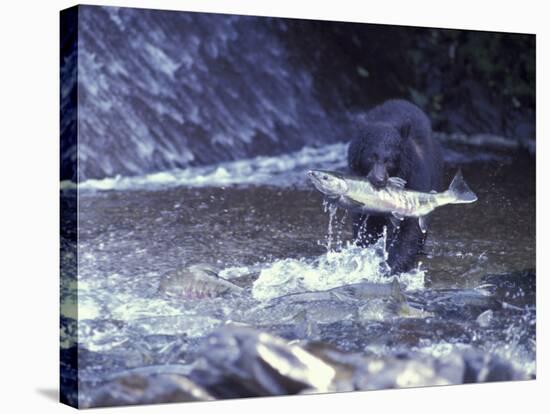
[386,217,426,274]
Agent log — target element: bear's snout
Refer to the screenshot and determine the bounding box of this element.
[367,163,388,188]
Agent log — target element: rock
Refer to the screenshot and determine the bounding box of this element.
[190,325,337,397]
[83,373,214,408]
[462,350,527,383]
[187,326,528,398]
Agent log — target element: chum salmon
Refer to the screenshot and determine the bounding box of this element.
[308,169,477,233]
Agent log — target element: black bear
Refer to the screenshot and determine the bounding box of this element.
[347,99,444,273]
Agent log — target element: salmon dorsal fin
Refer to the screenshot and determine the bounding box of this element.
[387,176,407,189]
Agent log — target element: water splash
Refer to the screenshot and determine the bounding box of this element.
[322,199,339,251]
[251,234,425,301]
[484,308,536,376]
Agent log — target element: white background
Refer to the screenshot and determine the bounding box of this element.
[0,0,546,412]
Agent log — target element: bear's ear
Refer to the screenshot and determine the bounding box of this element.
[399,121,411,140]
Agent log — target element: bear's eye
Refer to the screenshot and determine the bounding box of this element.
[323,175,328,180]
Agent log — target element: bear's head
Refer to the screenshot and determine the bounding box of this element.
[348,121,411,188]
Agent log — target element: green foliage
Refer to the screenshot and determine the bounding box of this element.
[407,28,535,109]
[454,31,535,103]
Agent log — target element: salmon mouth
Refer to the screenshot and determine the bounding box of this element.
[307,170,346,197]
[307,170,321,183]
[307,170,328,191]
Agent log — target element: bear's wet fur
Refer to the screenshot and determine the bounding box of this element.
[347,99,444,274]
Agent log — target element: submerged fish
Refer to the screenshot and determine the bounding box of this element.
[308,169,477,233]
[328,279,405,302]
[158,264,244,299]
[254,279,428,324]
[263,279,404,306]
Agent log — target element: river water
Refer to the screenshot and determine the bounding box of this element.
[60,142,535,406]
[59,6,535,407]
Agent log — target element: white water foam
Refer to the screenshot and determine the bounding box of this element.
[60,143,349,191]
[251,236,425,301]
[61,140,508,192]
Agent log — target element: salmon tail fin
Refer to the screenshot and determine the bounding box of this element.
[448,170,477,204]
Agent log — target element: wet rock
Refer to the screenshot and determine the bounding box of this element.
[355,355,462,390]
[302,342,367,391]
[82,373,214,408]
[188,326,528,398]
[462,350,527,383]
[190,325,337,397]
[158,264,244,299]
[303,341,462,390]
